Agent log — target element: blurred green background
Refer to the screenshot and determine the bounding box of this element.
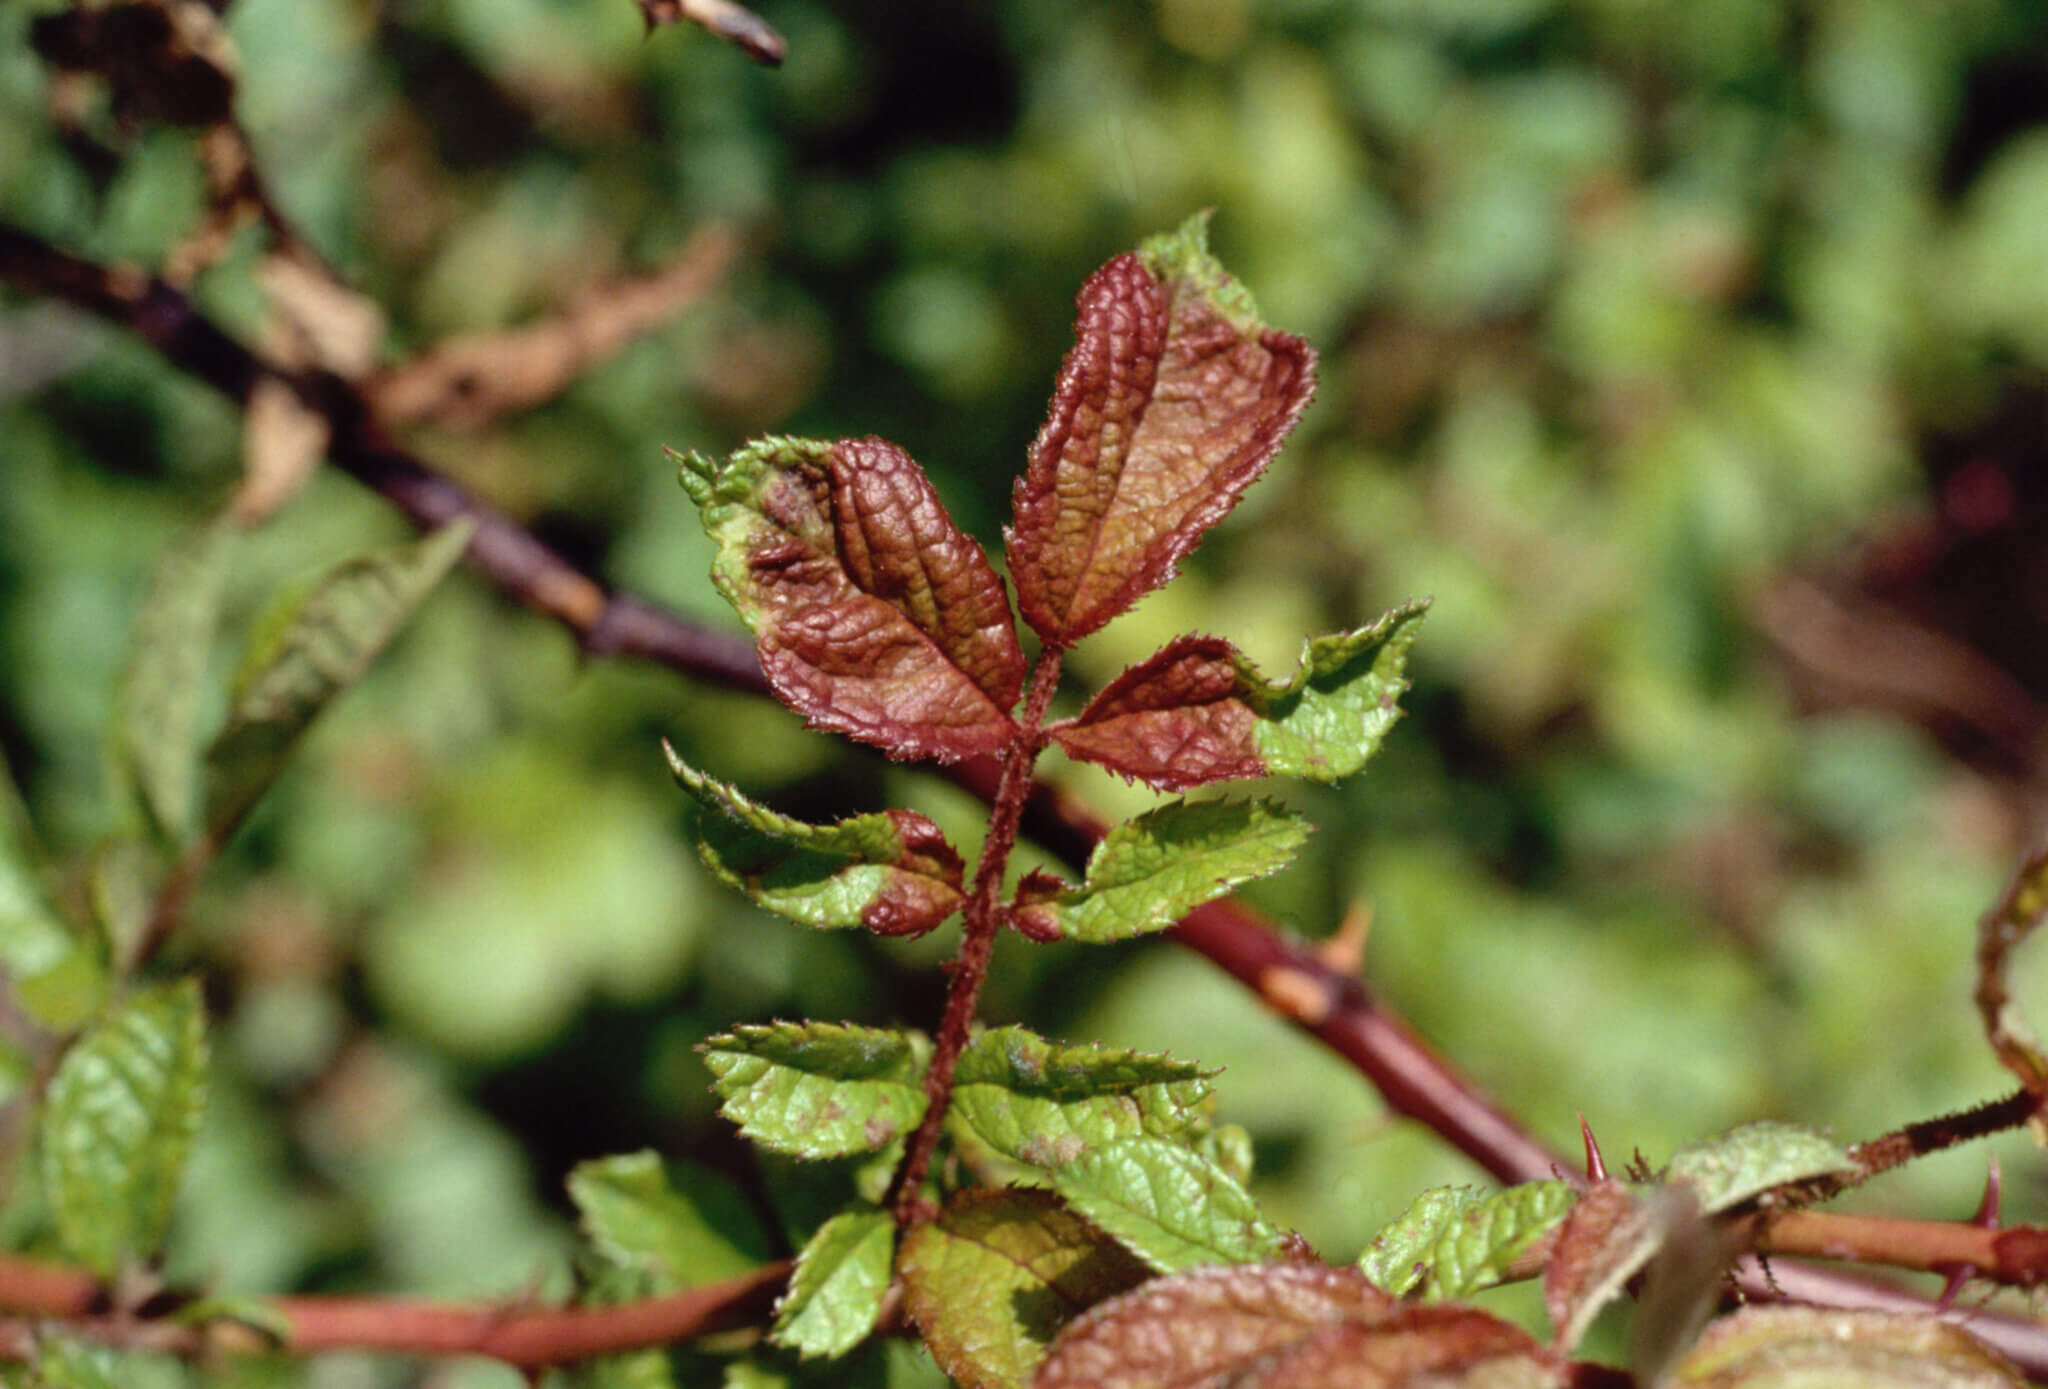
[8,0,2048,1382]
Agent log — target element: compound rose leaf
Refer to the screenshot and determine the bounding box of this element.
[1006,213,1316,648]
[1051,601,1427,790]
[901,1187,1151,1389]
[700,1022,930,1160]
[678,436,1024,762]
[665,744,965,936]
[1010,799,1309,945]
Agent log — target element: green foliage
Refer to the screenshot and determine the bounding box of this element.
[1012,799,1310,944]
[1663,1122,1856,1214]
[773,1205,896,1358]
[203,519,473,843]
[1361,1181,1577,1300]
[569,1149,771,1288]
[115,518,233,844]
[1047,1137,1288,1274]
[702,1023,932,1159]
[39,979,208,1277]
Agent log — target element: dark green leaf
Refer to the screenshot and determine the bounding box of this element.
[702,1023,930,1159]
[773,1204,896,1358]
[1010,799,1309,944]
[666,746,964,937]
[569,1150,770,1288]
[202,519,472,843]
[1048,1136,1288,1273]
[39,978,209,1276]
[116,517,233,844]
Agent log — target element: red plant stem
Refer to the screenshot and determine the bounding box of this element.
[889,652,1064,1221]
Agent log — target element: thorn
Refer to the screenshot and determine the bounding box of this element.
[1315,899,1372,975]
[1936,1156,2003,1311]
[1579,1114,1607,1183]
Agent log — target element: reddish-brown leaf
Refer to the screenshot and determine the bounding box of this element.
[679,436,1025,763]
[1051,636,1264,790]
[1544,1181,1676,1353]
[1006,215,1315,648]
[1033,1262,1393,1389]
[1050,605,1426,791]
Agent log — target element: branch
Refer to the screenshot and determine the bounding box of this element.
[11,223,2048,1376]
[0,1253,788,1366]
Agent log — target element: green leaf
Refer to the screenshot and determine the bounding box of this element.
[202,519,472,844]
[947,1027,1211,1170]
[898,1187,1151,1389]
[1051,603,1428,790]
[24,1336,123,1389]
[1664,1122,1857,1214]
[39,978,209,1276]
[1048,1136,1289,1273]
[702,1023,930,1159]
[0,758,104,1031]
[666,747,964,937]
[1360,1180,1577,1300]
[1672,1306,2024,1386]
[562,1349,681,1389]
[676,435,1024,763]
[569,1150,771,1288]
[772,1205,896,1358]
[1011,799,1309,944]
[116,516,234,844]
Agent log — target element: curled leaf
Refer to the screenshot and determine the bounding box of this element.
[679,437,1024,763]
[1010,798,1309,944]
[1543,1180,1687,1353]
[666,745,965,936]
[1051,603,1427,790]
[1006,213,1316,648]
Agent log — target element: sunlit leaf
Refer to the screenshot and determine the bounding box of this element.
[677,436,1023,763]
[202,519,472,843]
[899,1187,1150,1389]
[666,746,965,936]
[116,516,233,844]
[1010,799,1308,944]
[39,978,209,1276]
[1050,604,1428,790]
[1671,1306,2024,1386]
[1664,1121,1855,1214]
[569,1149,770,1288]
[1006,212,1316,647]
[1360,1180,1576,1300]
[1048,1136,1288,1273]
[702,1023,930,1159]
[772,1204,896,1358]
[947,1027,1213,1169]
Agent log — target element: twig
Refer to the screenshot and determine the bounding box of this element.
[13,223,2048,1376]
[0,1253,788,1366]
